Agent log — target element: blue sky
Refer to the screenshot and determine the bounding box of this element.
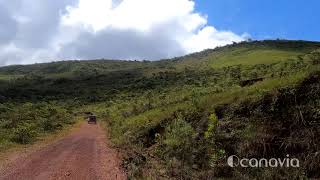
[195,0,320,41]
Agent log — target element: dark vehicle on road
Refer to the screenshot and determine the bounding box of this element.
[88,115,97,124]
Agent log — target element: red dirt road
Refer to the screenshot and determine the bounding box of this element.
[0,122,126,180]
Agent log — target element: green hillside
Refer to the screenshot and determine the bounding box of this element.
[0,40,320,179]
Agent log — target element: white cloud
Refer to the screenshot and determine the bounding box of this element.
[183,26,247,52]
[62,0,200,32]
[0,0,248,66]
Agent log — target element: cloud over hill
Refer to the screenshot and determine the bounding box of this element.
[0,0,247,65]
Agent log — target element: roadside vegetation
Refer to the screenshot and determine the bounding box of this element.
[0,40,319,179]
[0,102,75,150]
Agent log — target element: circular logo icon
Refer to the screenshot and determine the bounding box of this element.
[227,155,239,167]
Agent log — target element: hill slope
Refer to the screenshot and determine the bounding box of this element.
[0,40,320,179]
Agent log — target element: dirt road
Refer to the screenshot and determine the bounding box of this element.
[0,122,126,180]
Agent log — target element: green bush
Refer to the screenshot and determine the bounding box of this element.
[309,49,320,64]
[0,102,74,145]
[12,123,37,144]
[163,117,195,163]
[204,113,218,139]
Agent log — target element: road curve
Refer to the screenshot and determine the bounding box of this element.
[0,122,126,180]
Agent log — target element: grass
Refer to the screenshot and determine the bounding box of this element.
[0,75,24,81]
[109,102,193,146]
[199,69,311,109]
[210,48,302,68]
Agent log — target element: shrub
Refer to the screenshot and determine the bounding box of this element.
[41,118,62,132]
[204,113,219,139]
[163,117,195,163]
[0,102,74,145]
[12,123,37,144]
[308,49,320,65]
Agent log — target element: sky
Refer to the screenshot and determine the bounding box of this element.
[195,0,320,41]
[0,0,319,66]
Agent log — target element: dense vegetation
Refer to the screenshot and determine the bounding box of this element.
[0,40,320,179]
